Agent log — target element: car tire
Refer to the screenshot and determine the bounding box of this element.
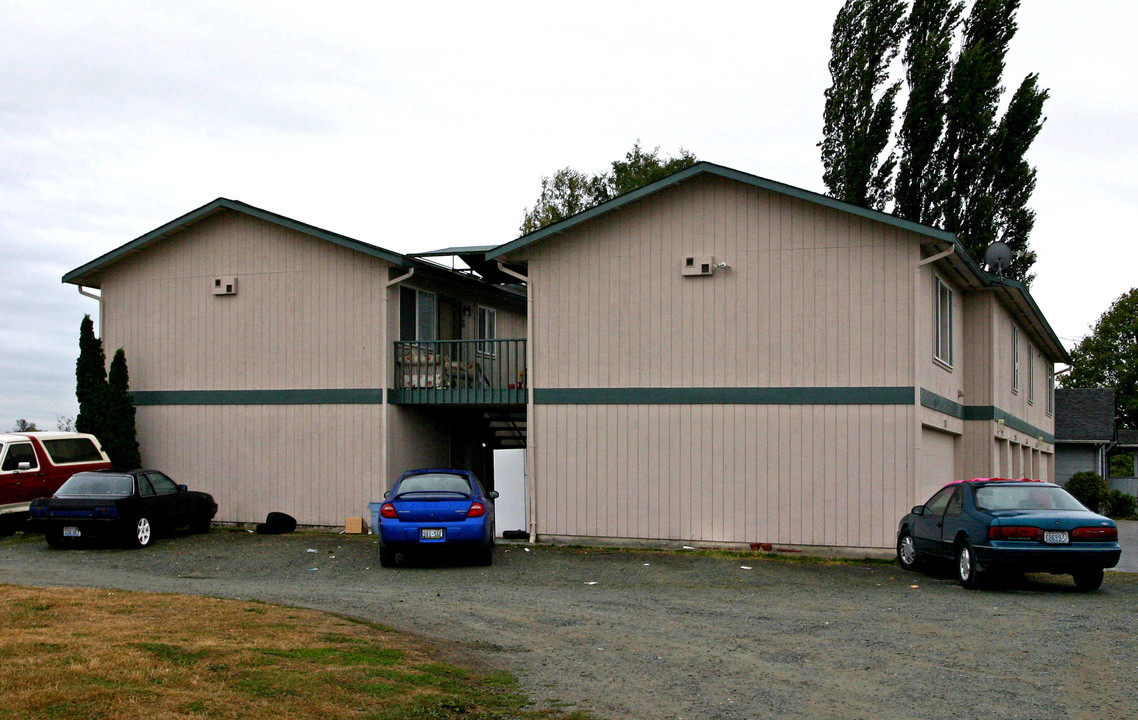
[1073,568,1104,592]
[190,515,212,534]
[379,545,396,568]
[45,529,66,549]
[474,545,493,567]
[956,539,983,589]
[896,532,921,571]
[128,517,153,549]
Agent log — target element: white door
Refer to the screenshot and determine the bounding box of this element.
[492,449,526,537]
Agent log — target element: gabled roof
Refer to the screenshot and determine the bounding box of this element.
[486,161,1071,363]
[1055,388,1116,442]
[63,197,423,288]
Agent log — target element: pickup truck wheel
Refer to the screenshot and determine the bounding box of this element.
[128,517,153,548]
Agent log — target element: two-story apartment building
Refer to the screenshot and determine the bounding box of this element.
[64,162,1069,549]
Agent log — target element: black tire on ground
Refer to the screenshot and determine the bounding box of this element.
[256,512,297,535]
[45,529,66,549]
[0,515,16,537]
[1073,568,1104,592]
[473,544,494,567]
[379,545,396,568]
[127,517,153,549]
[190,516,212,534]
[896,532,921,571]
[956,539,983,590]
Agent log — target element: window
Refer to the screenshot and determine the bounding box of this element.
[399,287,437,341]
[476,306,496,356]
[1046,365,1055,415]
[1028,344,1035,404]
[1,443,38,471]
[41,437,103,464]
[935,277,953,366]
[1012,326,1020,393]
[147,472,178,495]
[924,486,956,515]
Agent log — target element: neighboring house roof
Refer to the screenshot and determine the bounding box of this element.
[486,161,1071,364]
[1117,428,1138,449]
[62,197,429,289]
[1055,388,1117,442]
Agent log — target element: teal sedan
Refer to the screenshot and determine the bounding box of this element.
[897,478,1121,591]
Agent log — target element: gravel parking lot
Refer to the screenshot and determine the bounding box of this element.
[2,528,1136,719]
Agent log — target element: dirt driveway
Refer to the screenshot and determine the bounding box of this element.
[2,530,1136,719]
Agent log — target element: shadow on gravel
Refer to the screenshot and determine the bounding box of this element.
[898,557,1123,594]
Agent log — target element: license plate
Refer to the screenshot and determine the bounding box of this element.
[420,528,444,540]
[1044,531,1069,544]
[63,527,81,538]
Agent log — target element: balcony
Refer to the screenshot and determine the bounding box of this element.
[390,339,526,405]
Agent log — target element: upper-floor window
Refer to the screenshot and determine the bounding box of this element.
[400,287,437,341]
[1012,326,1020,393]
[476,306,497,356]
[1028,343,1035,404]
[935,277,953,367]
[1046,365,1055,416]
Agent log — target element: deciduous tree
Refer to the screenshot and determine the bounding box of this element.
[520,141,696,234]
[1060,288,1138,430]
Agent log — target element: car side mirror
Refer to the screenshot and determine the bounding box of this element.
[383,490,391,499]
[177,484,188,492]
[488,490,499,499]
[17,462,31,471]
[912,505,926,516]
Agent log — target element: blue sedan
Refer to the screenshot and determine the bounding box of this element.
[373,469,497,567]
[896,478,1121,591]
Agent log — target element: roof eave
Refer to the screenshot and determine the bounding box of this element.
[62,198,417,288]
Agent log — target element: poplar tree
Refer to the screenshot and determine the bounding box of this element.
[822,0,1047,285]
[819,0,907,210]
[894,0,962,225]
[105,348,142,470]
[75,314,108,441]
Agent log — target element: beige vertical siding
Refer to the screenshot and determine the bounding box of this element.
[520,175,923,548]
[385,406,453,489]
[97,210,393,526]
[137,404,385,527]
[99,211,390,391]
[525,175,918,389]
[534,403,913,548]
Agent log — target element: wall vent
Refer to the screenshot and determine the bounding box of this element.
[212,277,238,295]
[682,255,714,277]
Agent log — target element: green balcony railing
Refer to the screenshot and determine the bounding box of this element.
[391,339,526,405]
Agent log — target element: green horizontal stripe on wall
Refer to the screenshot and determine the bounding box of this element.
[534,387,916,405]
[919,389,1054,444]
[131,389,385,406]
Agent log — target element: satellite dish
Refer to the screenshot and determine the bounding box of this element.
[983,242,1012,277]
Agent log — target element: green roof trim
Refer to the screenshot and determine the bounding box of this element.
[63,198,418,287]
[410,245,500,258]
[131,388,385,405]
[487,162,958,261]
[486,160,1069,364]
[535,386,915,405]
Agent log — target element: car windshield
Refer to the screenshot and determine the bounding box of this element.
[396,473,472,495]
[55,473,133,498]
[974,484,1087,512]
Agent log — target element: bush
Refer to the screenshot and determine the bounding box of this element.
[1064,472,1111,513]
[1106,489,1138,519]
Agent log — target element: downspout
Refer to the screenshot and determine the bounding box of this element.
[77,285,101,301]
[382,267,415,498]
[497,261,537,544]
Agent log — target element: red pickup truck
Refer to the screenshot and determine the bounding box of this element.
[0,432,112,534]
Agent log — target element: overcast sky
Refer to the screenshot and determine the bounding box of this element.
[2,0,1135,429]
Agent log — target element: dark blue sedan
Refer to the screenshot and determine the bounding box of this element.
[372,469,497,567]
[897,478,1121,591]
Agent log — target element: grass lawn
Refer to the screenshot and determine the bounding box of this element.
[0,584,592,720]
